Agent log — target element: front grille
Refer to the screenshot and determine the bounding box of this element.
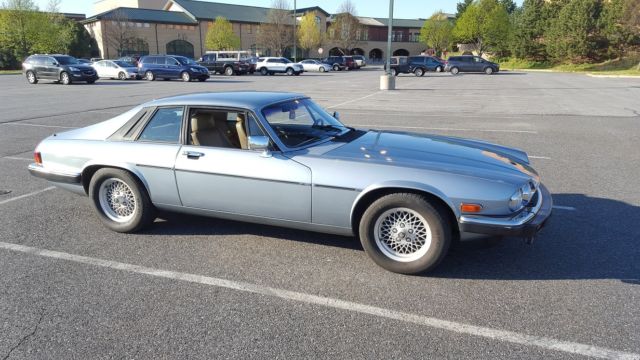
[83,70,94,75]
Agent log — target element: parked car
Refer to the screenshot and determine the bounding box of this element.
[352,55,367,68]
[245,56,258,74]
[255,57,304,75]
[322,56,356,71]
[92,60,139,80]
[197,51,250,76]
[445,55,500,75]
[298,59,331,72]
[407,56,446,76]
[138,55,209,82]
[22,54,98,85]
[28,91,552,274]
[383,56,409,76]
[117,56,141,67]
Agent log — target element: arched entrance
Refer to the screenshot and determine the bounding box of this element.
[350,48,364,56]
[393,49,409,56]
[369,48,383,61]
[166,39,194,58]
[329,47,345,56]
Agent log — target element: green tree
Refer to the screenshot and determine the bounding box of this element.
[297,11,321,56]
[600,0,638,56]
[205,16,240,50]
[511,0,548,60]
[499,0,517,14]
[456,0,473,18]
[419,11,453,56]
[453,0,511,56]
[545,0,601,62]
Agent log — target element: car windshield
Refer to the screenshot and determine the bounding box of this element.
[113,61,133,67]
[262,98,349,148]
[176,57,197,65]
[53,56,78,65]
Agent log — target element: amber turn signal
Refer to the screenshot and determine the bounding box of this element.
[34,151,42,165]
[460,203,483,213]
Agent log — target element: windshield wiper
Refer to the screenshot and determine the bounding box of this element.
[312,124,346,133]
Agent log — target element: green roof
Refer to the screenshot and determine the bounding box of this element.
[84,7,196,25]
[172,0,271,23]
[372,18,426,28]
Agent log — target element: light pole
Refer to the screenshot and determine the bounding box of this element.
[293,0,297,62]
[380,0,395,90]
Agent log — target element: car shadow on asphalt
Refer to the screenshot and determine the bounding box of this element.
[432,193,640,284]
[148,212,363,252]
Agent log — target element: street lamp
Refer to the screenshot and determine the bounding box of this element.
[380,0,395,90]
[293,0,297,62]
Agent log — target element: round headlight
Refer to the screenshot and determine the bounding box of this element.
[521,183,533,203]
[508,188,524,211]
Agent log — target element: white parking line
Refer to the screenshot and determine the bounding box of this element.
[553,205,577,211]
[3,156,33,161]
[529,156,552,160]
[0,241,635,360]
[327,91,380,109]
[350,124,538,134]
[0,187,56,205]
[1,123,78,129]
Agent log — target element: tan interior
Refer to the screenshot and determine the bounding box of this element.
[190,112,232,147]
[236,113,248,149]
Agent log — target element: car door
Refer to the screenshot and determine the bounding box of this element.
[174,108,312,222]
[166,57,181,78]
[473,57,485,72]
[42,57,57,79]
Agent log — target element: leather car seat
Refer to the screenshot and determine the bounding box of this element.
[236,113,248,149]
[190,112,232,147]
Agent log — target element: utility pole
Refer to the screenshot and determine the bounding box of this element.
[380,0,395,90]
[293,0,297,62]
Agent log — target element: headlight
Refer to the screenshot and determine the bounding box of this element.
[509,182,536,211]
[190,67,200,72]
[508,189,524,211]
[69,67,80,71]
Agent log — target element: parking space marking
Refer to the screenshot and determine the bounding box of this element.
[327,91,380,109]
[529,156,552,160]
[0,241,636,360]
[0,187,55,205]
[3,156,33,161]
[553,205,577,211]
[2,123,78,129]
[349,124,538,134]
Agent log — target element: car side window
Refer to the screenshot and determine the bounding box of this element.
[247,114,266,137]
[474,57,483,63]
[166,58,180,66]
[44,57,56,66]
[138,107,183,143]
[187,109,247,149]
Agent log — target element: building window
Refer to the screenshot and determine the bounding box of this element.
[144,23,150,28]
[247,24,252,34]
[166,39,194,58]
[314,16,320,24]
[136,22,142,28]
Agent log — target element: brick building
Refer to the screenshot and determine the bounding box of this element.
[83,0,451,60]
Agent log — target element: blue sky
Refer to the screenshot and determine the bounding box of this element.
[33,0,517,18]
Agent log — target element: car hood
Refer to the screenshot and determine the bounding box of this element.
[325,130,538,182]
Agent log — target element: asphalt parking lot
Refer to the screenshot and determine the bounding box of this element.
[1,68,639,359]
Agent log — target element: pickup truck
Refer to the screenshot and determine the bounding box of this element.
[197,53,250,76]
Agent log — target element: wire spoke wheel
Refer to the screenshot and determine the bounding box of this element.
[374,207,432,262]
[98,178,137,223]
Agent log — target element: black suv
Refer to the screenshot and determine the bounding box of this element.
[408,56,446,76]
[322,56,356,71]
[22,54,98,85]
[445,56,500,75]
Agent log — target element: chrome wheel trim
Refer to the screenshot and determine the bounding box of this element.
[61,73,70,84]
[119,72,126,80]
[98,178,137,223]
[27,72,36,82]
[374,207,432,262]
[146,71,154,80]
[182,72,190,81]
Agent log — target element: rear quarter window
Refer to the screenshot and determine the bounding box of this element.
[138,107,184,143]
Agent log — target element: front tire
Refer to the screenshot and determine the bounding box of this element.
[118,72,127,80]
[359,193,451,274]
[181,71,191,82]
[286,67,294,76]
[260,67,268,76]
[390,68,397,76]
[485,67,494,75]
[26,71,38,84]
[319,66,326,73]
[60,72,71,85]
[89,168,156,233]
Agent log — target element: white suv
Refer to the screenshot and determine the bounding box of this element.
[256,57,304,76]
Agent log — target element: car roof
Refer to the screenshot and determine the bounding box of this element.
[145,91,306,111]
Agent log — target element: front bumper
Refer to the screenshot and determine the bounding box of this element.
[71,71,98,81]
[28,163,81,184]
[458,184,552,238]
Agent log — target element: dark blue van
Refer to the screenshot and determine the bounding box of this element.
[138,55,210,82]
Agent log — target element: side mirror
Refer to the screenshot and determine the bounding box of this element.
[248,136,271,155]
[332,111,340,120]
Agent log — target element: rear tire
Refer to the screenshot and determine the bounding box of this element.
[60,72,71,85]
[435,65,443,72]
[390,68,397,76]
[89,168,156,233]
[145,71,155,81]
[414,68,424,77]
[26,71,38,84]
[333,64,340,71]
[359,193,451,274]
[224,66,234,76]
[450,67,459,75]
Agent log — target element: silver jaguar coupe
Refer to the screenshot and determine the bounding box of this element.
[29,92,552,274]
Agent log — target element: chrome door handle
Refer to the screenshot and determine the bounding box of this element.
[183,151,204,159]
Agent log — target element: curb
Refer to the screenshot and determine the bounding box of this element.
[585,73,640,78]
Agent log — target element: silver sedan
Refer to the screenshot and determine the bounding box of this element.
[298,59,331,72]
[92,60,139,80]
[28,92,552,274]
